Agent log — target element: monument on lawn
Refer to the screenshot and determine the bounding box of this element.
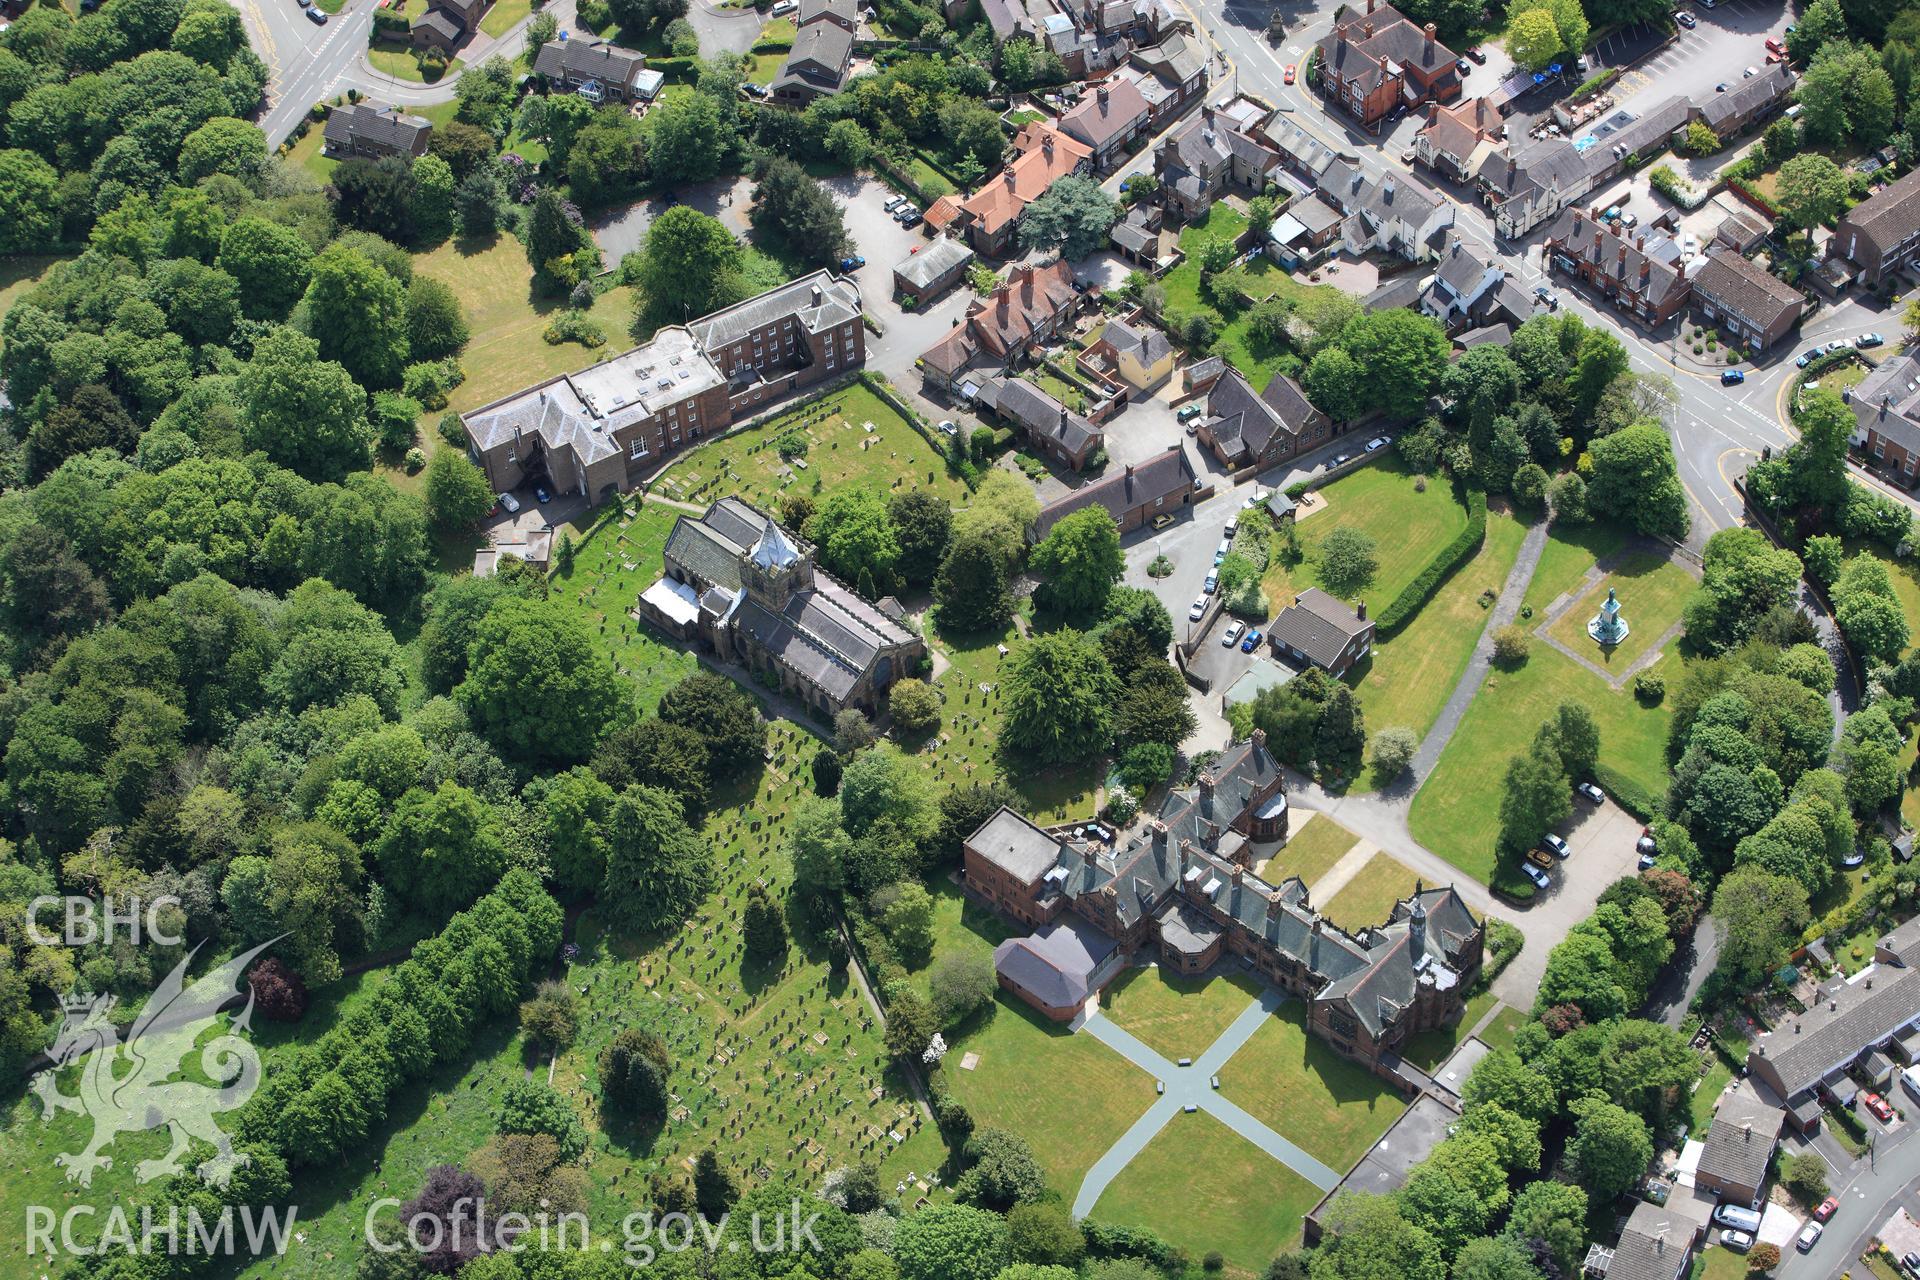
[1588,586,1629,647]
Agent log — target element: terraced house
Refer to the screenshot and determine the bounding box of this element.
[645,497,925,716]
[462,272,862,500]
[965,733,1485,1084]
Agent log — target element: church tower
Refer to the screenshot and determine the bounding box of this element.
[743,520,812,610]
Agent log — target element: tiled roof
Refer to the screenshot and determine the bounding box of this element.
[412,9,464,39]
[1060,75,1151,149]
[774,19,853,91]
[1034,443,1195,537]
[797,0,856,24]
[1269,587,1369,669]
[1696,1088,1783,1194]
[322,103,432,152]
[1609,1203,1694,1280]
[1129,29,1203,85]
[691,269,859,350]
[966,259,1078,359]
[1546,210,1689,310]
[1691,248,1803,330]
[1851,351,1920,455]
[959,126,1093,238]
[1749,966,1920,1098]
[1841,165,1920,262]
[1098,318,1170,366]
[1202,370,1327,463]
[895,236,974,289]
[533,39,645,88]
[976,376,1100,457]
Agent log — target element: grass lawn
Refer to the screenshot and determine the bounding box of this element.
[1159,204,1320,392]
[480,0,532,36]
[1261,462,1473,619]
[1254,813,1361,890]
[1477,1004,1528,1054]
[1866,1254,1906,1280]
[1692,1246,1749,1280]
[1218,1002,1405,1171]
[1103,967,1263,1061]
[1320,852,1424,933]
[1542,552,1699,674]
[367,41,463,82]
[1520,521,1630,618]
[1091,1110,1324,1273]
[1400,987,1497,1071]
[1351,507,1528,788]
[0,255,66,323]
[548,501,702,712]
[748,51,784,84]
[1409,528,1685,883]
[651,383,972,512]
[944,996,1157,1194]
[286,124,337,184]
[910,879,1012,1004]
[1691,1054,1735,1133]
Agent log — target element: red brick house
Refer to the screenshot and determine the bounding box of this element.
[1317,0,1462,131]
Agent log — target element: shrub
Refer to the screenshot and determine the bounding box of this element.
[1368,726,1418,780]
[1633,672,1665,704]
[1147,554,1173,578]
[371,391,423,451]
[1491,624,1530,666]
[404,359,465,411]
[405,447,427,472]
[889,678,941,736]
[437,411,467,448]
[543,310,608,348]
[1747,1243,1780,1273]
[1375,490,1487,635]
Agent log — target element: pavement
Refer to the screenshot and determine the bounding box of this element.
[1070,981,1341,1217]
[1779,1117,1920,1280]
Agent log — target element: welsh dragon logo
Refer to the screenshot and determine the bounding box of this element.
[31,938,282,1189]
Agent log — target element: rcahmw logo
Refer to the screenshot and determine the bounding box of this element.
[25,1204,300,1259]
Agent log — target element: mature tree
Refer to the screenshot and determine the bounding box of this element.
[1308,1194,1445,1280]
[1788,0,1847,60]
[1341,309,1450,417]
[176,116,265,185]
[1451,1238,1542,1280]
[1547,472,1589,524]
[331,155,419,244]
[0,149,59,254]
[1017,175,1120,260]
[1547,702,1600,780]
[933,781,1021,868]
[424,450,494,530]
[894,1205,1010,1280]
[1498,744,1571,855]
[1713,865,1810,988]
[1291,289,1363,355]
[1507,8,1564,69]
[1797,41,1896,148]
[1116,662,1197,751]
[0,523,110,659]
[1030,506,1124,614]
[541,766,616,895]
[239,327,373,481]
[497,1078,588,1161]
[376,780,506,914]
[407,274,470,360]
[218,217,314,319]
[1317,527,1378,597]
[1000,630,1119,762]
[1442,345,1521,431]
[603,784,706,934]
[1007,1203,1084,1269]
[525,188,588,281]
[956,1128,1047,1210]
[1368,727,1418,780]
[888,489,952,587]
[657,670,765,779]
[592,717,711,817]
[1568,1097,1653,1200]
[840,742,938,842]
[601,1026,672,1120]
[28,384,138,479]
[928,950,996,1027]
[1587,422,1689,540]
[890,679,942,737]
[458,597,624,765]
[1504,1181,1587,1277]
[518,980,579,1051]
[935,528,1014,631]
[568,109,648,208]
[648,90,732,186]
[808,487,902,592]
[303,245,410,388]
[742,881,789,965]
[1776,153,1850,230]
[749,155,849,263]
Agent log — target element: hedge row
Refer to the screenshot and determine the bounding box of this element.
[1375,489,1486,636]
[1593,761,1661,821]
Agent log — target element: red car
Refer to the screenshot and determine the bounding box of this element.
[1284,63,1296,84]
[1864,1091,1894,1123]
[1765,36,1786,53]
[1814,1196,1839,1222]
[1766,51,1785,63]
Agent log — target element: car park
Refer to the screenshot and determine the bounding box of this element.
[1188,597,1206,621]
[1522,862,1551,890]
[1527,848,1555,871]
[1204,572,1218,594]
[884,195,907,212]
[1721,369,1745,385]
[1240,628,1263,653]
[1864,1091,1894,1122]
[1365,436,1389,452]
[1542,833,1569,859]
[1221,621,1245,648]
[1766,50,1785,62]
[1284,64,1296,83]
[1743,64,1758,76]
[1576,781,1605,804]
[1766,35,1785,52]
[1857,332,1886,348]
[1814,1196,1839,1223]
[899,210,922,228]
[1797,1222,1824,1253]
[1720,1230,1753,1252]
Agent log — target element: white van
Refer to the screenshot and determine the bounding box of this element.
[1713,1205,1763,1234]
[1901,1065,1920,1103]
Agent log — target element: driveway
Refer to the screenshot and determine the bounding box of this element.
[1103,395,1185,468]
[1492,796,1642,1004]
[685,0,763,56]
[590,175,755,264]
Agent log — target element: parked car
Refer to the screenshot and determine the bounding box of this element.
[1903,1253,1920,1279]
[1329,452,1352,467]
[936,419,958,436]
[1864,1091,1894,1122]
[1857,332,1887,348]
[1534,285,1560,309]
[838,255,866,271]
[1798,349,1820,367]
[1522,862,1551,889]
[1714,1205,1762,1233]
[1842,847,1866,868]
[1221,621,1245,648]
[1283,63,1296,83]
[1467,46,1487,61]
[1675,9,1696,26]
[1721,369,1746,385]
[900,211,922,228]
[1365,436,1389,453]
[1527,848,1556,871]
[1766,50,1785,62]
[1636,828,1657,856]
[1240,628,1263,653]
[534,485,552,504]
[742,82,770,97]
[1797,1222,1824,1253]
[1203,572,1218,594]
[1813,1196,1839,1223]
[1743,64,1758,76]
[306,5,326,20]
[1543,833,1570,859]
[1188,597,1206,621]
[1700,0,1716,9]
[1766,35,1785,52]
[1455,57,1472,74]
[495,491,521,514]
[883,194,907,212]
[1720,1230,1754,1252]
[1176,403,1203,422]
[1828,338,1851,352]
[1214,538,1231,565]
[1576,781,1605,804]
[1151,513,1175,531]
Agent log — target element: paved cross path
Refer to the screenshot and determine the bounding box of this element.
[1070,982,1341,1219]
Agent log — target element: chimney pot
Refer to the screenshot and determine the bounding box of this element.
[1357,600,1367,620]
